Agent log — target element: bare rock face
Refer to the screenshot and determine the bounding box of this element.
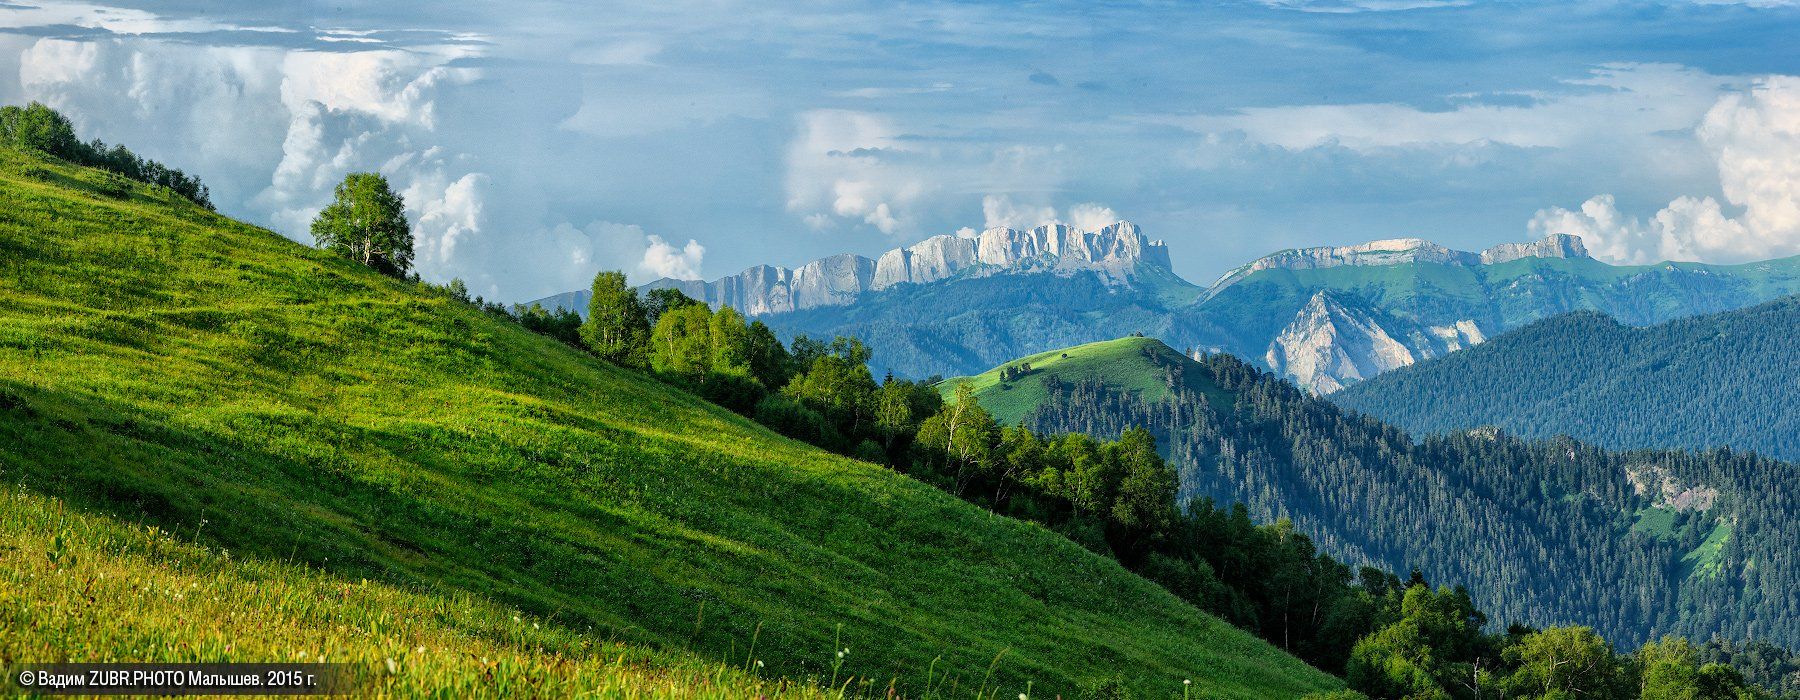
[1264,292,1491,394]
[1266,291,1418,394]
[1479,234,1588,265]
[643,220,1170,316]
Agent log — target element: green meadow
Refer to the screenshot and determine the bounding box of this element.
[0,147,1339,698]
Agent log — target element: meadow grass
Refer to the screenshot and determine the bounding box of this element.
[0,147,1340,698]
[938,337,1231,425]
[0,484,843,699]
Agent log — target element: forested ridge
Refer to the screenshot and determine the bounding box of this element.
[1332,297,1800,461]
[1020,345,1800,657]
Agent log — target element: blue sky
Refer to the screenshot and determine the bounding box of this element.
[2,0,1797,301]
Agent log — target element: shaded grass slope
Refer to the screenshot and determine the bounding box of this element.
[0,148,1337,698]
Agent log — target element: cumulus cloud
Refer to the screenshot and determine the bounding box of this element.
[785,110,927,235]
[1532,76,1800,264]
[641,235,706,279]
[1065,203,1120,232]
[980,196,1123,232]
[540,221,705,291]
[785,110,1074,238]
[981,194,1056,230]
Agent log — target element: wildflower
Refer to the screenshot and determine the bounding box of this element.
[1184,680,1191,685]
[755,660,764,668]
[1020,694,1029,700]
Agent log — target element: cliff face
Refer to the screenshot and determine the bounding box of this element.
[1263,291,1487,394]
[645,221,1172,315]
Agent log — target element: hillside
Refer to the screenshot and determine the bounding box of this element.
[958,336,1800,650]
[0,147,1340,698]
[939,336,1229,424]
[1331,298,1800,461]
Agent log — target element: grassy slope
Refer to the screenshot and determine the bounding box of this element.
[938,337,1230,425]
[0,485,836,699]
[0,149,1338,698]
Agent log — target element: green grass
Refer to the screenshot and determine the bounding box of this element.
[0,147,1339,698]
[0,485,839,699]
[1630,506,1682,540]
[1680,522,1732,581]
[938,337,1232,425]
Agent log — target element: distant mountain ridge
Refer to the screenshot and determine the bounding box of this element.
[1331,297,1800,461]
[1204,234,1589,298]
[532,225,1800,391]
[535,221,1170,317]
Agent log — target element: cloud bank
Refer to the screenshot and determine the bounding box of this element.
[1533,77,1800,264]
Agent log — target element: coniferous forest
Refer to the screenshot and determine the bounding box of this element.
[1332,298,1800,461]
[1024,346,1800,656]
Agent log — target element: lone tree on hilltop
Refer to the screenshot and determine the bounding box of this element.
[311,172,413,277]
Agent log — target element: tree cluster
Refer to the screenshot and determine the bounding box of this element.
[0,102,212,209]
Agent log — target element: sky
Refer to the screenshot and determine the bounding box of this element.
[1,0,1798,302]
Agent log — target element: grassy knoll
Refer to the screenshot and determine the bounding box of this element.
[939,337,1231,425]
[0,147,1338,698]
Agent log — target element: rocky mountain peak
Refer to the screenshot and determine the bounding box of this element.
[581,220,1171,318]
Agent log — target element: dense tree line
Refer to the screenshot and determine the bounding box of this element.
[0,102,212,209]
[1332,299,1800,461]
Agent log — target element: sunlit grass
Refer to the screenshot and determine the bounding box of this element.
[0,146,1341,698]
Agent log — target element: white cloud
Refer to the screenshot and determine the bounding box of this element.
[410,172,488,272]
[1154,64,1733,153]
[541,221,706,289]
[786,109,931,235]
[570,39,663,66]
[1532,76,1800,264]
[981,194,1056,230]
[1065,203,1120,231]
[641,235,706,279]
[980,196,1122,232]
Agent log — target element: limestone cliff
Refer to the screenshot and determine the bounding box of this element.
[1265,291,1487,394]
[644,221,1171,315]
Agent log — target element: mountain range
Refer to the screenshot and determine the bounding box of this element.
[534,224,1800,392]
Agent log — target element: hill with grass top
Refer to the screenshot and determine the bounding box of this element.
[939,336,1230,424]
[0,146,1341,698]
[948,335,1800,651]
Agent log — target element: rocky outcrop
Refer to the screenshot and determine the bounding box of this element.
[1479,234,1587,264]
[1265,291,1488,394]
[1266,292,1420,394]
[1208,234,1591,297]
[637,221,1171,316]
